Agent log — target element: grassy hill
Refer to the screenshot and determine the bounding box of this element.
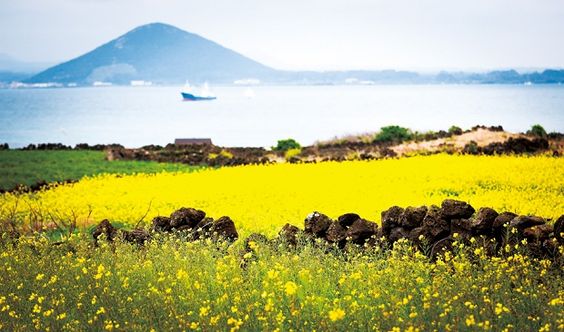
[0,150,198,191]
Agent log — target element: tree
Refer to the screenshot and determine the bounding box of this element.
[273,138,301,151]
[374,126,413,143]
[527,124,547,138]
[448,126,463,136]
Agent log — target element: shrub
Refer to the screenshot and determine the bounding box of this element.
[448,126,463,136]
[374,126,413,143]
[273,138,301,152]
[219,149,234,159]
[463,141,479,154]
[284,148,302,160]
[527,124,547,138]
[412,131,435,142]
[208,150,233,160]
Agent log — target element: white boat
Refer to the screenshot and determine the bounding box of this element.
[181,82,216,101]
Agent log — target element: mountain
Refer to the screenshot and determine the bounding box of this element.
[0,71,33,83]
[27,23,275,84]
[0,54,57,84]
[0,53,55,73]
[24,22,564,85]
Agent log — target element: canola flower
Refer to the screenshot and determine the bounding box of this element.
[0,235,562,331]
[328,308,346,322]
[0,154,563,331]
[1,154,563,236]
[284,281,298,296]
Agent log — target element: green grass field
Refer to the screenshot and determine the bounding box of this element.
[0,150,198,191]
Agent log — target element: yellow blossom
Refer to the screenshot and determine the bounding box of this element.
[284,281,298,296]
[329,308,345,322]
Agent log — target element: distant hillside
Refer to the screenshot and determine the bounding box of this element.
[24,23,564,85]
[27,23,275,84]
[0,53,54,73]
[0,71,32,83]
[432,69,564,84]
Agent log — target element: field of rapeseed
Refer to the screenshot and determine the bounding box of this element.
[1,154,563,331]
[0,235,562,331]
[1,154,562,235]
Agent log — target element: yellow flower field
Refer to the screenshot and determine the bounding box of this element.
[1,154,563,235]
[1,154,563,331]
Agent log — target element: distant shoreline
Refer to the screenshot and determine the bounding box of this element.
[2,81,564,90]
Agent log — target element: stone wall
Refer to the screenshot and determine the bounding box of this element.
[93,199,562,260]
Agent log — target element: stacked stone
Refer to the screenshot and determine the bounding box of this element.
[92,207,238,245]
[278,212,379,248]
[278,199,563,258]
[379,199,562,257]
[92,200,563,259]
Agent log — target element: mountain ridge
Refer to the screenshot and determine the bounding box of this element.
[28,23,275,84]
[23,22,564,85]
[0,53,55,73]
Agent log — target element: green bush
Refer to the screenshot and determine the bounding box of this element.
[273,138,301,152]
[448,126,463,136]
[374,126,413,143]
[463,141,479,154]
[527,124,547,138]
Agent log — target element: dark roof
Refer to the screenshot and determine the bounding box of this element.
[174,138,213,145]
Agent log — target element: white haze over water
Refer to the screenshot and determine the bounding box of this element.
[1,85,563,148]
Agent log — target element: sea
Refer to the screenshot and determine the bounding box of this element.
[1,84,563,148]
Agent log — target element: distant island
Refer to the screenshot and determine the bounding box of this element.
[2,22,564,87]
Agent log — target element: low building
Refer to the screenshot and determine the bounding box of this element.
[174,138,213,145]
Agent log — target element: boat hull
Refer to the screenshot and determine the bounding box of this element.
[181,92,217,101]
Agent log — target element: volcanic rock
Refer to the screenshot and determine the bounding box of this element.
[423,206,450,241]
[440,199,475,219]
[326,221,347,244]
[388,227,409,244]
[408,226,431,245]
[523,224,554,243]
[193,217,214,238]
[92,219,118,244]
[210,216,239,241]
[400,206,427,229]
[279,223,301,245]
[175,225,193,233]
[304,212,332,237]
[170,207,206,229]
[493,212,517,229]
[555,215,564,243]
[430,237,454,258]
[346,219,378,245]
[381,206,404,235]
[472,207,499,234]
[122,229,151,245]
[152,216,172,232]
[337,213,360,227]
[509,215,546,230]
[450,218,473,239]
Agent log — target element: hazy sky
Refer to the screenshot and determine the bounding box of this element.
[1,0,563,71]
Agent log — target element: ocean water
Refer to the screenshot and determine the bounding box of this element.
[0,85,563,148]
